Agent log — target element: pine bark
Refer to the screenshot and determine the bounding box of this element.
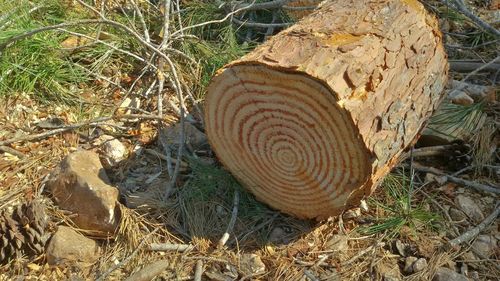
[205,0,448,219]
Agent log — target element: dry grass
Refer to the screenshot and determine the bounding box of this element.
[1,0,499,280]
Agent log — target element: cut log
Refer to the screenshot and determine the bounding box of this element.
[205,0,448,219]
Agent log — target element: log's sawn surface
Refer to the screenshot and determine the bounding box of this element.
[205,0,449,219]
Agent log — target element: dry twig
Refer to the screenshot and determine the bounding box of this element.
[448,202,500,248]
[96,228,159,281]
[218,190,240,248]
[413,163,499,195]
[194,260,203,281]
[148,243,194,252]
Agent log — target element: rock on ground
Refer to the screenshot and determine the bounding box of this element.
[47,150,120,236]
[101,136,127,166]
[432,267,469,281]
[404,257,418,274]
[455,195,484,223]
[471,235,497,258]
[412,258,427,273]
[46,226,99,266]
[325,234,349,253]
[240,254,266,276]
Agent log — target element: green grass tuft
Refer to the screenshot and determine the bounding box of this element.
[0,0,89,101]
[361,171,439,237]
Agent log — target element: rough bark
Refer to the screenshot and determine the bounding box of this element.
[205,0,448,219]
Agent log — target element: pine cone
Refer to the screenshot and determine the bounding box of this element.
[0,200,49,264]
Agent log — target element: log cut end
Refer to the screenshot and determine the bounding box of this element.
[205,65,373,219]
[205,0,448,219]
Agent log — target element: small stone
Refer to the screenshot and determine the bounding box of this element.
[383,274,401,281]
[403,256,418,274]
[325,234,349,253]
[412,258,427,273]
[393,240,406,257]
[471,235,497,258]
[162,122,208,151]
[449,208,467,222]
[102,137,127,166]
[432,267,469,281]
[468,271,479,280]
[343,208,361,219]
[47,150,121,236]
[269,227,285,244]
[240,254,266,276]
[425,173,447,185]
[46,226,99,266]
[449,90,474,106]
[455,195,484,223]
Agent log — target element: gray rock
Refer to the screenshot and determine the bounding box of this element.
[162,122,208,151]
[269,227,285,244]
[412,258,428,273]
[468,271,479,280]
[471,235,497,258]
[46,226,99,266]
[101,136,127,166]
[240,254,266,276]
[449,208,467,222]
[433,267,469,281]
[383,275,400,281]
[455,195,484,223]
[404,256,418,274]
[325,234,349,253]
[393,240,406,256]
[47,150,120,236]
[449,90,474,106]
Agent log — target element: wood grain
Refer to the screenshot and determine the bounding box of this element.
[205,0,448,219]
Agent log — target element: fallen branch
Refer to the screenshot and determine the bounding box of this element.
[0,117,112,147]
[0,145,25,158]
[232,17,292,28]
[124,260,170,281]
[448,202,500,248]
[303,270,320,281]
[413,163,500,195]
[0,113,170,147]
[343,242,385,266]
[194,260,203,281]
[218,190,240,248]
[449,60,500,73]
[96,228,159,281]
[148,243,194,252]
[234,0,294,11]
[442,0,500,37]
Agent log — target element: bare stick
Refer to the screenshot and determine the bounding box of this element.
[171,0,257,37]
[194,260,203,281]
[343,242,385,266]
[0,145,25,158]
[449,60,500,72]
[96,228,159,281]
[124,260,170,281]
[130,0,150,42]
[232,18,292,28]
[413,163,500,195]
[443,0,500,37]
[0,117,112,146]
[218,190,240,248]
[234,0,294,11]
[303,270,320,281]
[148,243,194,252]
[448,202,500,248]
